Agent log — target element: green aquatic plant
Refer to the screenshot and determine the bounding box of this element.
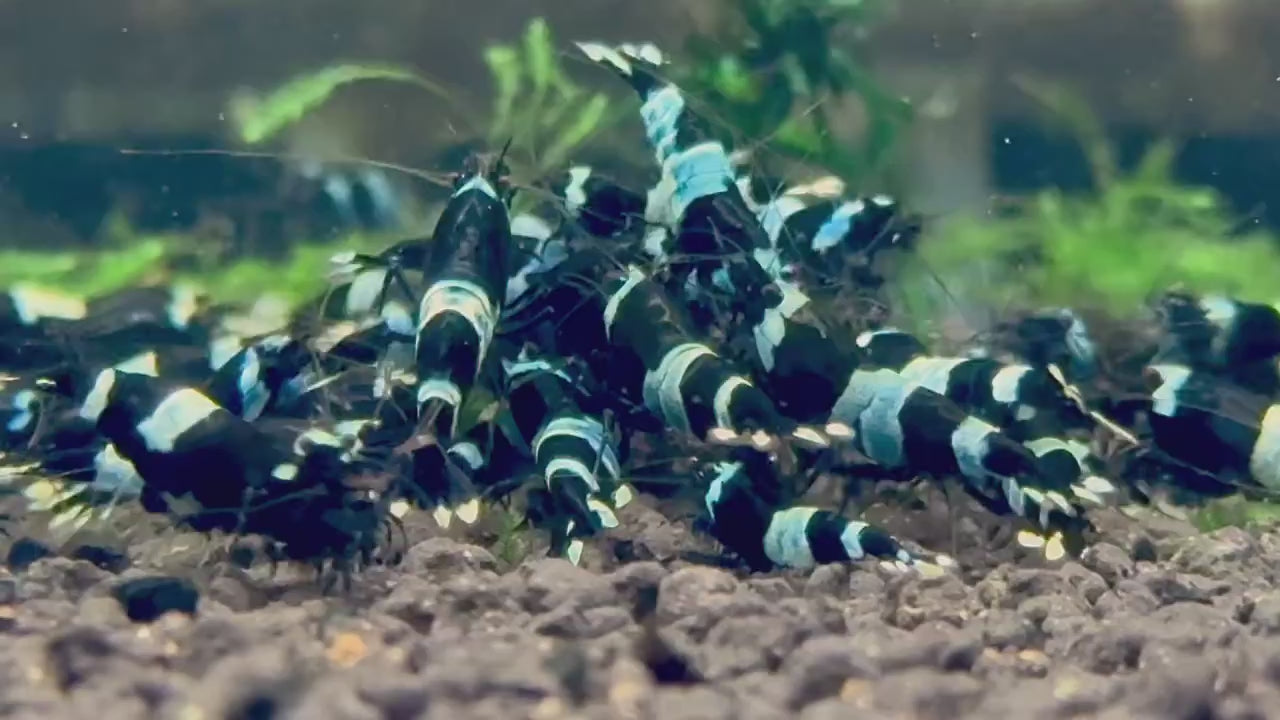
[679,0,910,180]
[224,8,905,191]
[1191,495,1280,533]
[483,18,618,184]
[0,240,169,300]
[895,79,1280,327]
[488,502,534,569]
[0,226,390,310]
[228,63,454,146]
[176,233,390,306]
[225,18,617,200]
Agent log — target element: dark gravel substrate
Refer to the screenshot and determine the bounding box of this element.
[3,493,1280,720]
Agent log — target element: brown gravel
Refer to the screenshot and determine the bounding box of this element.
[3,493,1280,720]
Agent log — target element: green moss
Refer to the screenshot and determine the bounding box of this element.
[480,18,623,204]
[0,240,169,299]
[176,233,392,307]
[488,502,533,568]
[893,82,1280,330]
[1191,495,1280,533]
[1,230,394,310]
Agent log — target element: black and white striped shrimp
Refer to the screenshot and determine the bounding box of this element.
[738,272,855,418]
[413,152,513,439]
[1155,292,1280,396]
[75,368,292,531]
[729,273,1089,556]
[328,213,568,334]
[205,320,409,426]
[204,333,316,421]
[401,151,516,520]
[0,285,123,375]
[541,166,679,280]
[0,283,88,334]
[0,283,188,379]
[0,374,43,451]
[833,365,1094,559]
[1156,292,1280,370]
[81,284,209,342]
[15,32,1257,581]
[498,350,631,564]
[249,444,393,583]
[4,414,144,535]
[60,284,270,387]
[588,264,840,450]
[577,42,913,309]
[282,303,489,529]
[1144,362,1280,494]
[550,165,649,240]
[501,212,576,330]
[572,43,733,214]
[403,409,498,529]
[542,166,717,318]
[854,327,1117,506]
[15,336,226,436]
[295,160,408,233]
[855,327,1101,441]
[698,454,948,573]
[1,329,294,532]
[740,180,921,290]
[71,367,391,575]
[992,308,1100,384]
[319,241,427,337]
[575,42,778,299]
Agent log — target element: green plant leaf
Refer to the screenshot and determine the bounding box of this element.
[230,63,453,145]
[539,93,610,171]
[537,95,579,132]
[713,55,759,103]
[484,45,524,138]
[79,240,172,297]
[455,387,498,437]
[523,18,557,96]
[1132,140,1179,185]
[478,17,620,178]
[673,0,907,185]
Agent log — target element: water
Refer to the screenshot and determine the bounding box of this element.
[0,2,1273,225]
[3,6,1280,716]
